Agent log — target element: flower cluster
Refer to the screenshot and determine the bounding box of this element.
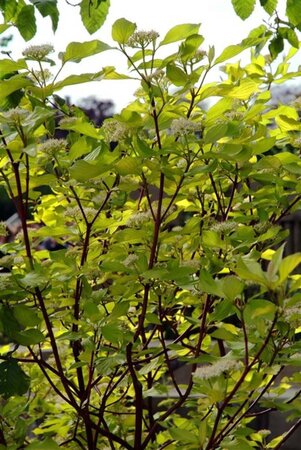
[39,139,67,156]
[210,221,237,234]
[126,211,152,227]
[224,111,244,121]
[127,30,159,48]
[170,117,203,136]
[29,68,53,84]
[194,358,242,380]
[64,206,97,222]
[2,107,28,124]
[22,44,54,60]
[102,119,128,142]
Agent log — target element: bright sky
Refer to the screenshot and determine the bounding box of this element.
[11,0,282,111]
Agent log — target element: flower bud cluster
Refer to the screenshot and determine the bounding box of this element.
[2,108,28,124]
[170,117,204,136]
[127,30,159,48]
[126,211,152,227]
[22,44,54,60]
[102,119,128,142]
[40,139,67,156]
[194,358,242,380]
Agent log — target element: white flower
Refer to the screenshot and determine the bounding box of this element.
[194,358,242,380]
[126,211,152,227]
[39,139,67,156]
[2,108,28,124]
[170,117,203,136]
[211,221,237,234]
[22,44,54,60]
[127,30,159,48]
[102,119,127,142]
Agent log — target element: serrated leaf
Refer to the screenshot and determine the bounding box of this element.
[16,5,37,41]
[30,0,59,32]
[112,18,136,44]
[62,40,112,63]
[101,323,124,344]
[80,0,110,34]
[0,359,30,398]
[286,0,301,26]
[231,0,256,20]
[159,23,200,46]
[260,0,278,15]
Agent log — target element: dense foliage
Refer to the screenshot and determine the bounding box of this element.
[1,2,301,450]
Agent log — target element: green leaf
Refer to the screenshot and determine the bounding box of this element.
[235,258,267,285]
[30,0,59,32]
[0,59,27,77]
[54,71,105,90]
[70,160,105,181]
[59,118,100,138]
[244,299,276,322]
[115,157,141,175]
[286,0,301,26]
[169,427,199,444]
[221,79,259,100]
[279,254,301,283]
[159,23,201,46]
[269,36,284,59]
[231,0,256,19]
[101,323,124,344]
[0,74,32,102]
[26,438,61,450]
[260,0,278,14]
[166,63,188,86]
[14,329,45,345]
[16,5,37,41]
[112,18,136,44]
[13,305,40,327]
[0,359,30,398]
[80,0,110,34]
[62,39,112,63]
[215,44,245,64]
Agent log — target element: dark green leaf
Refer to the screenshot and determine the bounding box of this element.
[30,0,59,32]
[80,0,110,34]
[16,5,37,41]
[269,35,284,59]
[0,359,30,398]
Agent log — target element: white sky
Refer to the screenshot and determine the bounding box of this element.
[10,0,285,111]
